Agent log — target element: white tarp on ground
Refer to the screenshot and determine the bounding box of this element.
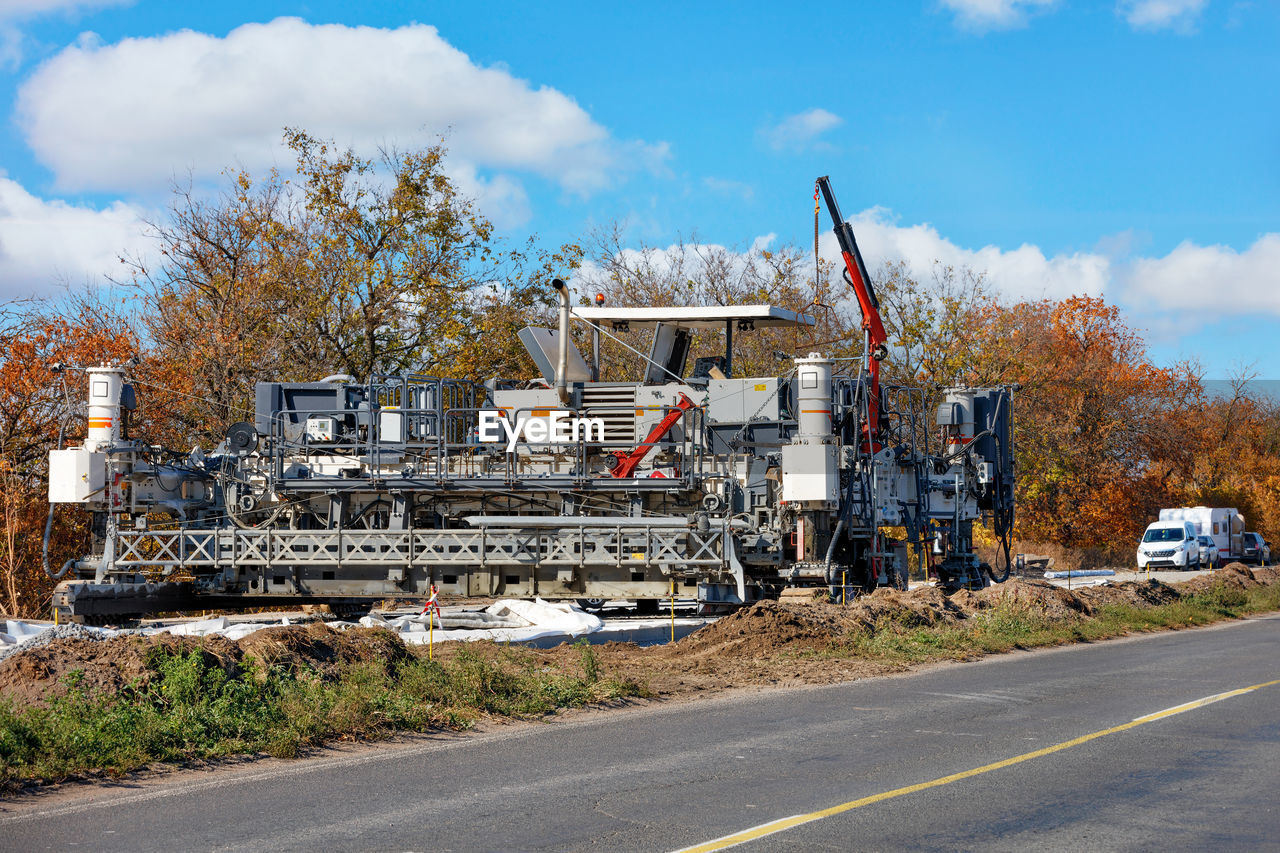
[0,598,604,661]
[1,619,51,647]
[360,598,604,645]
[156,616,300,642]
[1044,569,1117,579]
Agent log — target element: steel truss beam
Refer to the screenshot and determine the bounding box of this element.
[110,525,731,575]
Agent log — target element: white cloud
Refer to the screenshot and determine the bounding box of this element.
[761,109,843,152]
[445,163,531,232]
[0,24,20,68]
[577,205,1280,333]
[939,0,1059,31]
[0,175,148,302]
[834,207,1110,302]
[1124,235,1280,313]
[0,0,127,21]
[1119,0,1209,32]
[0,0,129,67]
[839,211,1280,323]
[16,17,666,203]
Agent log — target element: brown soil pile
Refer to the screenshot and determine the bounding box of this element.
[671,599,848,657]
[1076,579,1180,610]
[1255,566,1280,585]
[847,586,968,630]
[971,578,1094,619]
[5,563,1280,710]
[659,586,967,662]
[1176,563,1261,595]
[237,623,415,677]
[0,634,239,708]
[538,588,974,694]
[0,624,411,708]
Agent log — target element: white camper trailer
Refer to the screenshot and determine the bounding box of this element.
[1158,507,1244,562]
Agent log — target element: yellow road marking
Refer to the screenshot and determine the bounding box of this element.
[673,678,1280,853]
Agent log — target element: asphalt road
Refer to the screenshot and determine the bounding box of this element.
[4,615,1280,852]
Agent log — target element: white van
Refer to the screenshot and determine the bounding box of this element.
[1137,520,1200,570]
[1158,507,1244,561]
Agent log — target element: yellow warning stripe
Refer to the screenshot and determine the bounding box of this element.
[672,678,1280,853]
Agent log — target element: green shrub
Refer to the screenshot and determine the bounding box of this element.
[0,640,643,787]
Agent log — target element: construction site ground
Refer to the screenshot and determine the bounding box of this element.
[1,563,1272,712]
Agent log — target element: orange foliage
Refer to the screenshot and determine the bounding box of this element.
[952,294,1277,557]
[0,300,135,617]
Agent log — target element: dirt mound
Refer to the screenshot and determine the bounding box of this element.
[1076,579,1180,610]
[973,578,1093,619]
[656,584,976,665]
[5,562,1280,714]
[670,599,845,657]
[0,622,412,707]
[1254,567,1280,584]
[846,586,967,631]
[0,634,237,708]
[236,623,412,677]
[947,588,985,613]
[1177,563,1260,596]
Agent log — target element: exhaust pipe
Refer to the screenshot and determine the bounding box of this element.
[553,278,570,404]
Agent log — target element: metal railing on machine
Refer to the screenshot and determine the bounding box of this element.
[263,399,709,489]
[109,522,733,575]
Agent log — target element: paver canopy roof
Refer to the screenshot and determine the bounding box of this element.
[572,304,816,331]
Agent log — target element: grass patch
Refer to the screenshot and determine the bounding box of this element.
[839,578,1280,667]
[0,641,643,788]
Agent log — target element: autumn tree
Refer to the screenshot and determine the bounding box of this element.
[0,298,135,617]
[124,130,582,445]
[124,168,311,446]
[872,260,991,390]
[955,295,1201,553]
[442,237,584,380]
[1172,373,1280,545]
[281,129,504,379]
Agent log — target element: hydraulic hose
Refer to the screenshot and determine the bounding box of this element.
[42,413,83,580]
[824,465,861,585]
[823,518,846,586]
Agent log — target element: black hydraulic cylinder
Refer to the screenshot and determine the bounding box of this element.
[817,176,881,311]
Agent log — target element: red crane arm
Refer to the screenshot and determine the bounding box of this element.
[816,176,887,446]
[608,393,696,478]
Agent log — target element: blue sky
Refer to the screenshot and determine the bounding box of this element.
[1,0,1276,377]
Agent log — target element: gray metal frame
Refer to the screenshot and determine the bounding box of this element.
[112,524,732,575]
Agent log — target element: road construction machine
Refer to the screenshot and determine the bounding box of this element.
[46,177,1015,622]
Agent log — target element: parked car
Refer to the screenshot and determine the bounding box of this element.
[1196,535,1220,569]
[1137,521,1200,570]
[1242,532,1271,565]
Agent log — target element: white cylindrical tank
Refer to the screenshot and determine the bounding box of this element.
[84,365,124,452]
[794,354,833,438]
[939,388,975,453]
